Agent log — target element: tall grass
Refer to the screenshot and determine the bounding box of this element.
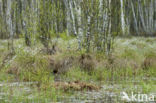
[0,37,156,102]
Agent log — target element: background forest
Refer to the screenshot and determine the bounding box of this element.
[0,0,156,103]
[0,0,156,53]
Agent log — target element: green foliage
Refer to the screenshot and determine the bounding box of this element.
[121,48,137,59]
[59,31,75,40]
[0,33,156,102]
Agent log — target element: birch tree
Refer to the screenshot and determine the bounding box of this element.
[6,0,14,53]
[0,0,156,55]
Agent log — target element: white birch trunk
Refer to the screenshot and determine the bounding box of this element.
[75,0,83,50]
[120,0,126,35]
[107,0,111,54]
[7,0,14,52]
[64,0,71,36]
[69,0,77,35]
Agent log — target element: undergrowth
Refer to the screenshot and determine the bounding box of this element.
[0,37,156,102]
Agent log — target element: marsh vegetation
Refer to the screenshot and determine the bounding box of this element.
[0,0,156,102]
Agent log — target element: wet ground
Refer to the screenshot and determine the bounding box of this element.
[0,80,155,103]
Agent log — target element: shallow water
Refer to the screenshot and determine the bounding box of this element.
[0,80,155,103]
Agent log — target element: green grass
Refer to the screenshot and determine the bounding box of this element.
[0,37,156,102]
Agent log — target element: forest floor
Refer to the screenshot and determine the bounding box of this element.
[0,37,156,102]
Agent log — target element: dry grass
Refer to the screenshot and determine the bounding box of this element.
[52,81,100,91]
[142,57,156,70]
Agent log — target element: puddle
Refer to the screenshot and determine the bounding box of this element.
[0,82,38,87]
